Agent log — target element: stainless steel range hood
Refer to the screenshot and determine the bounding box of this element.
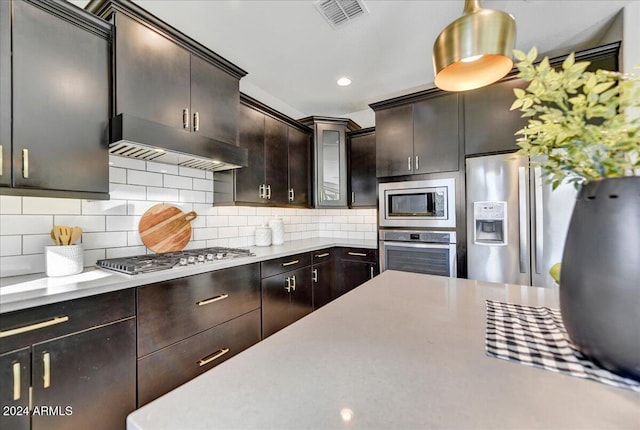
[109,114,248,171]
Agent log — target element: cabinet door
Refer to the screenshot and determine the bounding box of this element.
[335,261,376,299]
[11,0,109,192]
[349,132,377,207]
[264,116,289,205]
[190,54,239,145]
[0,347,30,430]
[464,78,528,155]
[114,13,190,130]
[413,94,459,173]
[261,272,291,338]
[316,123,347,206]
[375,104,414,177]
[313,259,335,310]
[288,266,313,325]
[235,104,266,204]
[31,319,136,430]
[287,127,311,207]
[0,0,11,186]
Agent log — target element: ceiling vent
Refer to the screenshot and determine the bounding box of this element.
[315,0,369,28]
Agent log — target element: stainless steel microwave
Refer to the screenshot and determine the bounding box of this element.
[378,178,456,228]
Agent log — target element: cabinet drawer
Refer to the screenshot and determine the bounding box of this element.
[137,308,261,407]
[261,252,311,278]
[0,289,135,354]
[336,247,377,263]
[137,263,260,357]
[311,247,334,264]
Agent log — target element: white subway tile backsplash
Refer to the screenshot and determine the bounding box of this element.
[179,190,206,203]
[84,248,106,267]
[206,238,230,247]
[228,216,248,226]
[348,231,365,240]
[106,216,139,231]
[109,156,146,170]
[193,205,217,216]
[0,215,52,235]
[193,178,214,192]
[332,216,347,224]
[127,231,144,246]
[164,174,193,190]
[110,183,147,200]
[82,199,127,215]
[238,226,256,237]
[217,206,239,216]
[364,232,377,240]
[82,232,128,249]
[106,246,147,259]
[23,234,56,254]
[126,200,162,216]
[0,254,44,277]
[128,170,163,187]
[145,185,180,202]
[207,216,229,227]
[146,161,179,175]
[238,207,257,216]
[218,227,239,238]
[179,166,206,179]
[54,215,105,232]
[0,196,22,214]
[23,197,81,215]
[193,228,218,241]
[255,207,273,216]
[246,216,265,226]
[109,167,127,184]
[356,224,374,232]
[0,236,22,256]
[228,236,249,248]
[347,216,364,224]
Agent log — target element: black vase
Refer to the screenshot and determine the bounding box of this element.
[560,177,640,380]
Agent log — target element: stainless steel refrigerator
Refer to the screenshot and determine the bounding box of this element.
[466,153,577,288]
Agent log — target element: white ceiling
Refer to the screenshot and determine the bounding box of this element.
[74,0,635,126]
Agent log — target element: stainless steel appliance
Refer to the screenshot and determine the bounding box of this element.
[97,246,255,275]
[466,153,577,288]
[380,230,457,277]
[378,178,456,228]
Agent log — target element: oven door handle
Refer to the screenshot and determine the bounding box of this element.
[382,241,453,249]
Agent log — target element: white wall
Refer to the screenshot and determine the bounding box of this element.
[0,156,376,277]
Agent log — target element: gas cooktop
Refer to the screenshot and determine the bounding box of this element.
[97,246,255,275]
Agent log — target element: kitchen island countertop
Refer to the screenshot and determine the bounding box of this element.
[0,238,376,313]
[127,270,640,430]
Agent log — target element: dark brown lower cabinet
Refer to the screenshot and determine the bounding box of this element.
[137,309,261,407]
[0,347,30,430]
[335,248,378,299]
[311,248,335,310]
[262,266,313,338]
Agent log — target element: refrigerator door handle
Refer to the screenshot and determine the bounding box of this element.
[534,167,544,274]
[518,166,528,273]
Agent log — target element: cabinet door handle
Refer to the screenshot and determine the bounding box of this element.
[281,259,299,267]
[289,188,294,202]
[266,185,272,200]
[259,184,265,199]
[348,252,367,257]
[196,294,229,306]
[193,111,200,132]
[22,149,29,178]
[42,352,50,389]
[370,266,374,279]
[13,362,20,400]
[351,191,355,203]
[415,155,419,171]
[291,275,296,291]
[285,276,292,292]
[183,108,189,129]
[315,253,329,258]
[407,156,411,171]
[198,348,229,367]
[312,268,318,282]
[0,315,69,338]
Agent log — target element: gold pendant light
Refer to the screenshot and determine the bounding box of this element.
[433,0,516,92]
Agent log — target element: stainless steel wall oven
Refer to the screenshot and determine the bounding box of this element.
[379,230,457,277]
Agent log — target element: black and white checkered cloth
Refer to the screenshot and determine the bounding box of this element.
[485,300,640,392]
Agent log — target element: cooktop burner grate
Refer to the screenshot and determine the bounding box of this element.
[97,247,255,275]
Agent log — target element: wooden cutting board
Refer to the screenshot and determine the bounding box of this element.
[139,204,198,253]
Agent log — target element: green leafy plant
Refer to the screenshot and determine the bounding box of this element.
[510,47,640,189]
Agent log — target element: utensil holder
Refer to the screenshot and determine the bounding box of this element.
[45,245,84,277]
[269,217,285,245]
[254,226,272,247]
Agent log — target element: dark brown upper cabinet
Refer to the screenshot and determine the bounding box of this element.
[231,94,311,207]
[0,0,111,199]
[299,116,360,208]
[371,91,459,178]
[347,127,377,208]
[90,0,246,146]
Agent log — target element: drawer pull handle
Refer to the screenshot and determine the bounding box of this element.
[43,352,50,389]
[196,294,229,306]
[281,259,299,267]
[198,348,230,367]
[348,252,367,257]
[315,253,330,258]
[13,362,20,400]
[0,315,69,338]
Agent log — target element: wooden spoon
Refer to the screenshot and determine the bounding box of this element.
[58,225,71,246]
[70,226,83,245]
[51,228,60,245]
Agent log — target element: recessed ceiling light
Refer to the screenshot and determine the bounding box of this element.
[337,77,352,86]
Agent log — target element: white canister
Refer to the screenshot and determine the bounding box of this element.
[45,245,84,277]
[269,216,285,245]
[255,225,272,247]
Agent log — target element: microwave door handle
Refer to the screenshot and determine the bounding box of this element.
[533,167,544,274]
[518,166,528,274]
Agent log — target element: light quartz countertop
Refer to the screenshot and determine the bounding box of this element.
[127,270,640,430]
[0,238,376,313]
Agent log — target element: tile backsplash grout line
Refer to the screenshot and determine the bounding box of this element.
[0,156,376,277]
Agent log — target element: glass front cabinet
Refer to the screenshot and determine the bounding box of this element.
[300,116,360,208]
